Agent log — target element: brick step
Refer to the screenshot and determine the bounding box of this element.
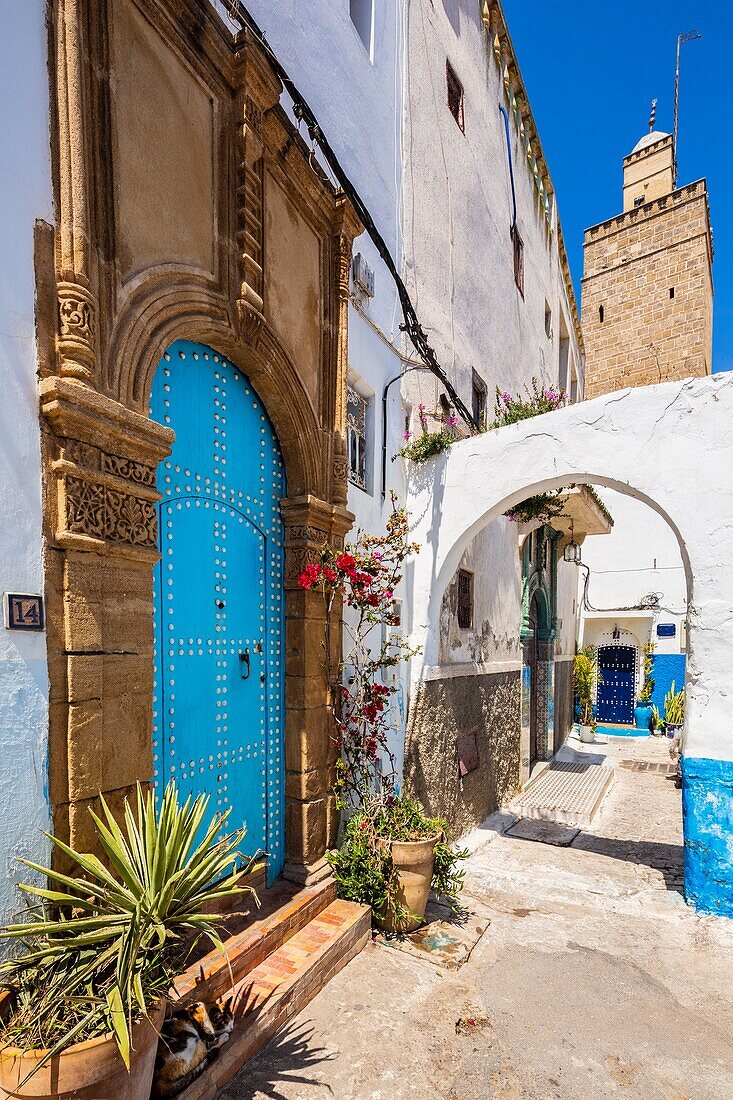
[174,878,338,1005]
[179,899,371,1099]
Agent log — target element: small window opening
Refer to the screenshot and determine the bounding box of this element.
[669,287,675,299]
[634,195,646,208]
[347,385,370,491]
[349,0,374,59]
[446,61,465,132]
[472,370,487,431]
[599,304,604,323]
[512,226,524,297]
[544,301,552,339]
[456,570,473,629]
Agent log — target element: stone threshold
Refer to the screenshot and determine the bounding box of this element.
[172,879,370,1098]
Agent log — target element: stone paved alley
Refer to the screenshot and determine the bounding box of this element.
[223,733,733,1099]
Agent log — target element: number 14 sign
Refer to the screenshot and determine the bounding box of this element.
[4,593,45,631]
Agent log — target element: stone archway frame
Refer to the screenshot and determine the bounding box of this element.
[406,373,733,918]
[39,0,361,884]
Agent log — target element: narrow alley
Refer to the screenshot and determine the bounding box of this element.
[224,735,733,1100]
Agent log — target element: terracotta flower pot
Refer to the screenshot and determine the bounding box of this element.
[0,999,165,1100]
[376,834,439,933]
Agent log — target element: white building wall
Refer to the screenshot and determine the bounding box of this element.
[402,0,583,696]
[580,492,688,654]
[0,1,53,922]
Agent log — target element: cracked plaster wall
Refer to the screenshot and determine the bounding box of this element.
[0,1,53,925]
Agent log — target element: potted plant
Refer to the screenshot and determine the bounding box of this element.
[664,681,685,738]
[327,795,467,933]
[634,643,655,730]
[650,704,664,735]
[574,646,601,743]
[0,782,259,1100]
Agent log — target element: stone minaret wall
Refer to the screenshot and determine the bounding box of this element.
[582,140,713,400]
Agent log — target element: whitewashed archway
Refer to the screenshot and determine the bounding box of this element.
[406,373,733,918]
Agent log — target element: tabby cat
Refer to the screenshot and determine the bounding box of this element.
[152,998,235,1099]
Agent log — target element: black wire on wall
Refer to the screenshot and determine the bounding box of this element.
[222,0,478,432]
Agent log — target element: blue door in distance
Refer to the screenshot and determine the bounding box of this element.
[151,341,286,882]
[596,645,636,725]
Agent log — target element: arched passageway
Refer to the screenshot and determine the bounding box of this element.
[406,373,733,917]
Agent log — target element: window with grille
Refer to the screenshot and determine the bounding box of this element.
[347,386,369,491]
[446,61,465,132]
[457,570,473,629]
[512,226,524,297]
[472,371,487,431]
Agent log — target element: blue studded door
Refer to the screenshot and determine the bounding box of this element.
[151,340,286,882]
[597,645,636,725]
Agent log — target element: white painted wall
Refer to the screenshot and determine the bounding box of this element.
[406,373,733,765]
[402,0,581,419]
[580,492,687,654]
[0,0,53,923]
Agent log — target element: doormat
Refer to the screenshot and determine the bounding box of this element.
[505,818,580,847]
[374,896,490,971]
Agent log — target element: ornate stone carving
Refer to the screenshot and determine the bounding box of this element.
[235,93,266,343]
[64,475,157,549]
[100,452,156,487]
[57,280,98,381]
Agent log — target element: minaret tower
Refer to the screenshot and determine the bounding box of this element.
[581,108,713,398]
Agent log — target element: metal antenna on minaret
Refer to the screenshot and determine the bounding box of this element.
[674,29,702,187]
[648,98,658,133]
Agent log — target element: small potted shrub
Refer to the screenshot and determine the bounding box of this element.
[634,644,655,730]
[0,783,259,1100]
[574,646,601,744]
[327,795,467,933]
[664,681,685,738]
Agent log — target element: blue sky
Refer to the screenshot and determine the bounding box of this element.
[502,1,732,372]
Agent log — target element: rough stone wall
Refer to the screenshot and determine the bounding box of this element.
[553,656,574,754]
[403,671,520,839]
[582,182,713,398]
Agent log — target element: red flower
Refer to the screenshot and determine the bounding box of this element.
[323,567,337,583]
[297,561,322,589]
[337,553,356,574]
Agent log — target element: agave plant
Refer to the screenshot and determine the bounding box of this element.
[664,681,685,726]
[0,781,261,1083]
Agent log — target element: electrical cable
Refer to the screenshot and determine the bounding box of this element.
[498,104,517,233]
[577,563,686,617]
[222,0,478,431]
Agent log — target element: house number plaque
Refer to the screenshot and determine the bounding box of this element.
[4,593,45,631]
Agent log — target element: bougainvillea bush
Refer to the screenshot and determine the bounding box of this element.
[397,403,457,465]
[491,378,568,429]
[298,498,467,926]
[297,496,420,807]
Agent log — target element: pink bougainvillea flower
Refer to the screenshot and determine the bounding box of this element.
[323,566,337,583]
[297,561,321,589]
[403,430,412,441]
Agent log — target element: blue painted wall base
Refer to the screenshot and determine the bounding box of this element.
[681,755,733,918]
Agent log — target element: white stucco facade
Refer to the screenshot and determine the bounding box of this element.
[0,1,53,922]
[406,372,733,764]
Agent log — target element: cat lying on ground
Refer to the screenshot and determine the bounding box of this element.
[152,997,235,1099]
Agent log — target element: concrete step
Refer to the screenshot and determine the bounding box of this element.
[511,760,614,827]
[179,899,371,1099]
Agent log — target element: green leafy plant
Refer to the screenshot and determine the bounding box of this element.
[651,704,663,732]
[326,795,467,929]
[490,378,567,429]
[573,646,602,726]
[397,404,457,465]
[664,681,685,726]
[505,491,568,525]
[0,782,260,1084]
[637,642,656,703]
